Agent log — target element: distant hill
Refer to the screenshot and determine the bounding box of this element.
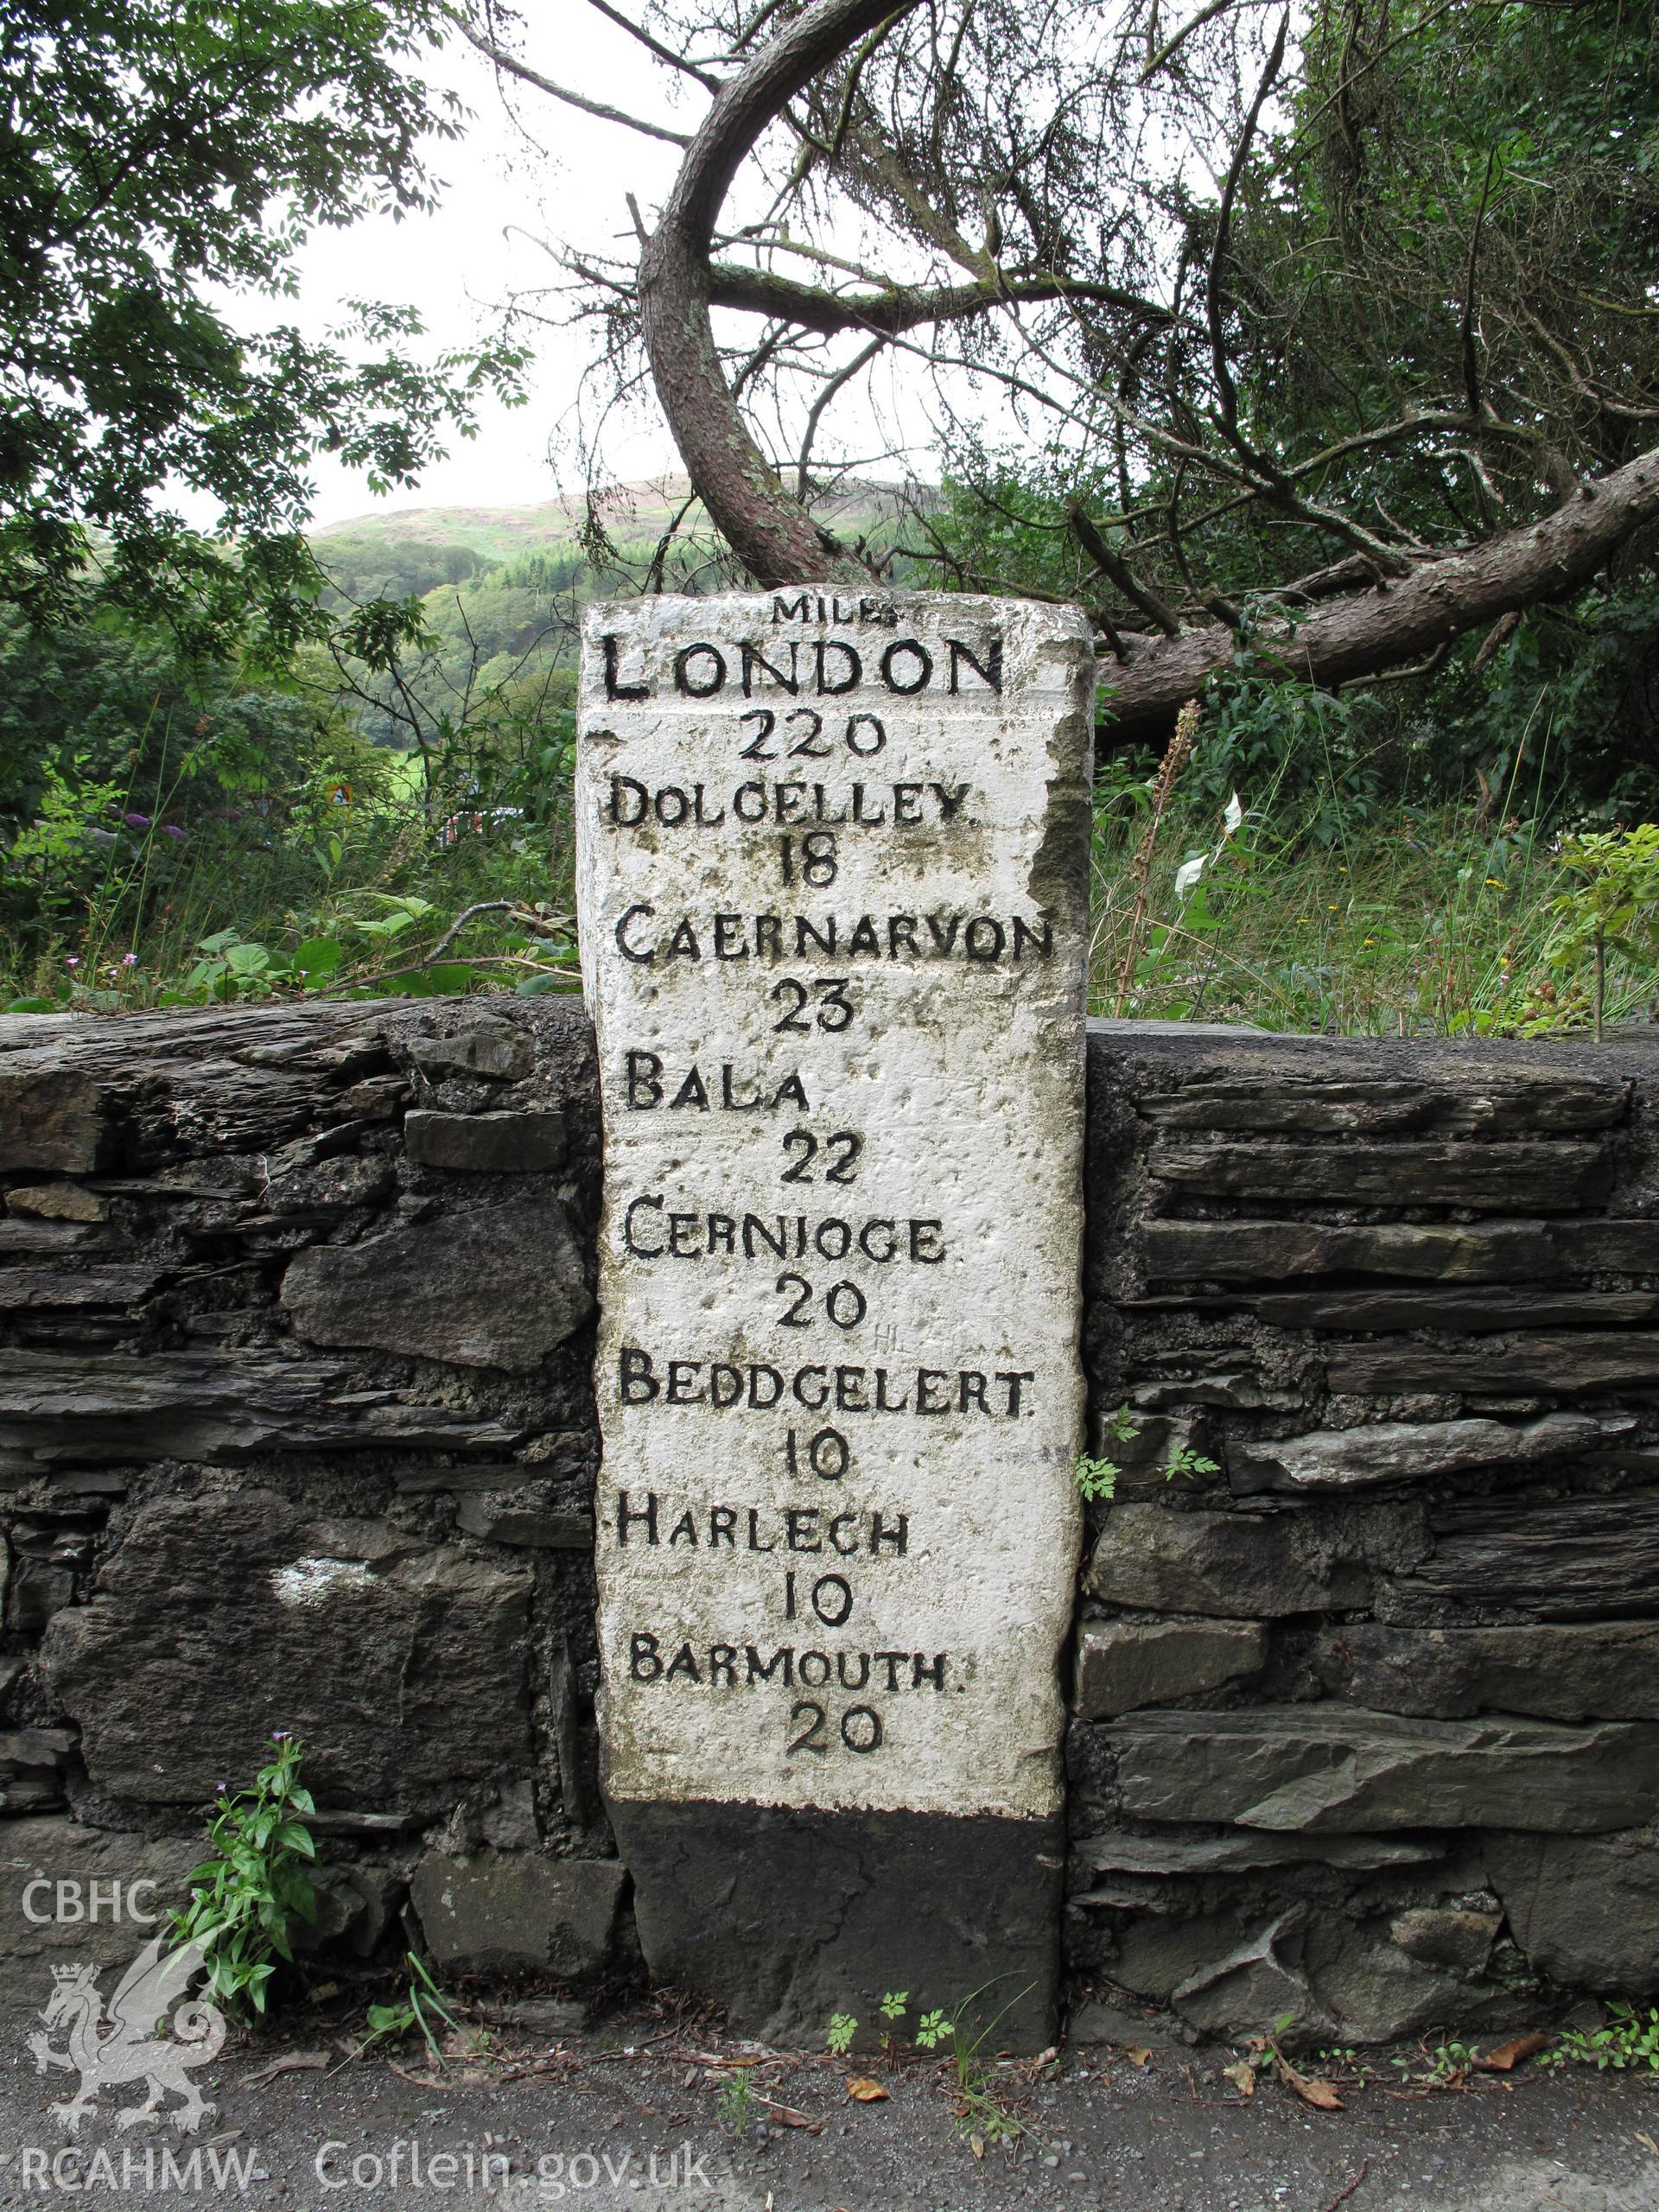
[310,474,910,588]
[306,474,924,752]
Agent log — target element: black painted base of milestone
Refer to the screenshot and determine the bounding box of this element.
[607,1798,1065,2053]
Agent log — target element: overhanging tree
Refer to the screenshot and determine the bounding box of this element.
[481,0,1659,736]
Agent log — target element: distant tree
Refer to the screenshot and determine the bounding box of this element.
[0,0,527,653]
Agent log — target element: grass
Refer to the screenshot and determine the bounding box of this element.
[3,742,1651,1038]
[1088,778,1653,1038]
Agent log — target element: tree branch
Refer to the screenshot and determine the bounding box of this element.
[453,16,692,144]
[706,262,1172,335]
[1099,447,1659,740]
[582,0,722,88]
[639,0,925,586]
[1065,498,1181,634]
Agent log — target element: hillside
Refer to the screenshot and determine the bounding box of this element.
[309,474,909,602]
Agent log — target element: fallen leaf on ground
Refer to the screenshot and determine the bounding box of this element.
[306,1983,340,2005]
[1222,2061,1257,2098]
[1276,2058,1344,2110]
[845,2075,889,2102]
[243,2051,328,2089]
[1474,2034,1548,2072]
[1636,2133,1659,2157]
[1122,2046,1152,2067]
[752,2094,825,2133]
[969,2134,985,2160]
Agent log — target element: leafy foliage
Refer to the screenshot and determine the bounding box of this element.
[0,0,527,650]
[170,1732,316,2017]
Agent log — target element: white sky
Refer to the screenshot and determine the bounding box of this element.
[292,11,691,527]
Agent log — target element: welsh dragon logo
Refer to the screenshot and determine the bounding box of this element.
[29,1936,225,2135]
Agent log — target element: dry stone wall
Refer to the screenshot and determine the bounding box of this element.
[1074,1020,1659,2045]
[3,1000,1658,2045]
[0,996,622,2001]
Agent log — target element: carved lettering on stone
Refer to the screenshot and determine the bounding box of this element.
[577,592,1092,1831]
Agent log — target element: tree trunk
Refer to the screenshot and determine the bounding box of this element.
[1100,452,1659,738]
[638,0,913,588]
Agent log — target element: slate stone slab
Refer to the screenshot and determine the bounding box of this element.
[1237,1290,1659,1332]
[1137,1077,1628,1136]
[283,1193,592,1371]
[1085,1503,1374,1618]
[41,1491,533,1813]
[410,1852,624,1979]
[1313,1620,1659,1720]
[1140,1220,1557,1285]
[1073,1618,1266,1717]
[454,1499,593,1548]
[1069,1828,1444,1877]
[0,1264,168,1311]
[1389,1906,1500,1973]
[1485,1827,1659,1993]
[1325,1333,1659,1395]
[0,1065,106,1173]
[1108,1706,1659,1832]
[0,1347,524,1461]
[1147,1139,1612,1210]
[408,1022,532,1083]
[0,1730,74,1813]
[610,1798,1063,2051]
[0,1818,201,2003]
[1406,1499,1659,1619]
[404,1109,568,1173]
[1229,1412,1629,1497]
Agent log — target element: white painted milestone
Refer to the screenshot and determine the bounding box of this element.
[577,591,1093,1821]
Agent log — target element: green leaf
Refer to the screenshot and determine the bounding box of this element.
[293,936,343,976]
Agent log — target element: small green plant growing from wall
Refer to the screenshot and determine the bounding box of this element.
[1073,1455,1118,1503]
[170,1731,316,2017]
[1075,1404,1218,1503]
[1074,1404,1139,1501]
[360,1952,465,2065]
[1164,1441,1220,1482]
[1547,2003,1659,2073]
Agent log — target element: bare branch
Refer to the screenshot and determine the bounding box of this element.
[582,0,722,87]
[1065,498,1182,634]
[453,15,693,144]
[706,263,1173,335]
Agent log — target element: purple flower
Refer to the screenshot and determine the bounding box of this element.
[161,825,187,842]
[66,957,79,969]
[122,811,153,829]
[121,952,137,967]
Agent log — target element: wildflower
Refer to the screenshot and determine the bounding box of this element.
[161,824,187,842]
[121,951,137,966]
[65,957,79,968]
[1484,877,1504,888]
[1327,903,1340,911]
[121,811,152,829]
